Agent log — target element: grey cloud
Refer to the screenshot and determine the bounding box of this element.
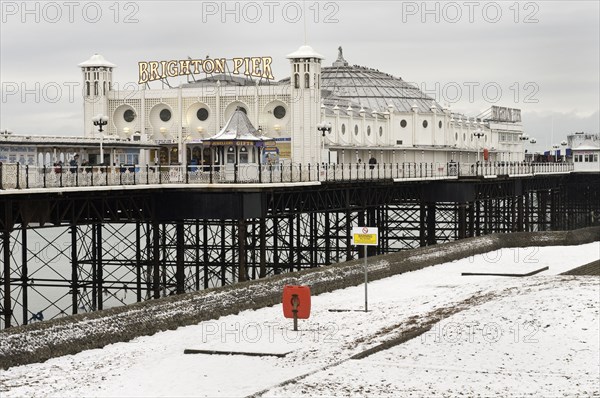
[1,0,598,141]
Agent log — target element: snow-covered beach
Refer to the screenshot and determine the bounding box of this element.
[1,243,599,397]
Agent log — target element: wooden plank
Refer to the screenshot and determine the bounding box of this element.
[461,266,549,277]
[183,349,292,358]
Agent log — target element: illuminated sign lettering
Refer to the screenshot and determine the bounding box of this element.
[138,57,274,84]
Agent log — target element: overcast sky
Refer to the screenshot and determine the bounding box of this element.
[1,0,598,151]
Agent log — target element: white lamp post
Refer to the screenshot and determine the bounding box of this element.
[552,144,560,162]
[92,114,109,165]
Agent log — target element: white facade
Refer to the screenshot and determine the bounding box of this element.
[80,45,526,166]
[572,140,600,172]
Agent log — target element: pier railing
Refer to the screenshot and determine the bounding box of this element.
[0,161,574,190]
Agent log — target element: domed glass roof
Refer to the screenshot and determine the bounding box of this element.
[321,47,440,113]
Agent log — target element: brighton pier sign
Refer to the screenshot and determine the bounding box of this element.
[138,56,274,84]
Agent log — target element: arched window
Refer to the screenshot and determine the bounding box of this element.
[86,82,90,96]
[227,146,235,164]
[94,81,98,96]
[239,147,248,163]
[294,73,299,89]
[304,73,310,88]
[103,82,106,96]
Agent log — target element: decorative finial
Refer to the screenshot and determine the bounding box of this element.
[333,46,349,67]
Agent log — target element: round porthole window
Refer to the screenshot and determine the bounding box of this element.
[160,109,171,122]
[400,119,407,128]
[354,125,359,136]
[123,109,135,122]
[438,120,442,128]
[422,120,428,128]
[274,105,286,119]
[379,126,383,137]
[367,126,371,136]
[197,108,209,121]
[341,124,346,135]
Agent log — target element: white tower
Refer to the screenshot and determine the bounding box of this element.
[286,45,324,164]
[78,54,116,137]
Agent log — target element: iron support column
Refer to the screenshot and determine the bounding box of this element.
[2,230,11,328]
[426,203,436,245]
[21,228,28,325]
[259,218,266,278]
[419,204,427,247]
[517,196,524,232]
[136,222,142,302]
[71,225,78,315]
[458,203,467,239]
[324,212,331,265]
[220,221,226,285]
[152,222,160,299]
[273,217,280,274]
[468,202,475,237]
[176,221,185,294]
[203,220,209,288]
[345,208,352,261]
[238,220,247,282]
[96,223,103,310]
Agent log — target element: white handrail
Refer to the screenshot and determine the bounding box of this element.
[0,161,576,190]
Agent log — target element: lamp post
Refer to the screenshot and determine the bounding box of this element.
[552,143,560,162]
[560,140,568,162]
[473,128,485,162]
[519,134,530,162]
[317,121,332,164]
[92,114,108,165]
[257,127,263,164]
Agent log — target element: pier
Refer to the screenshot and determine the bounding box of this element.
[0,161,598,329]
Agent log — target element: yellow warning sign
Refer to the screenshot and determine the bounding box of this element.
[353,234,377,245]
[351,227,379,246]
